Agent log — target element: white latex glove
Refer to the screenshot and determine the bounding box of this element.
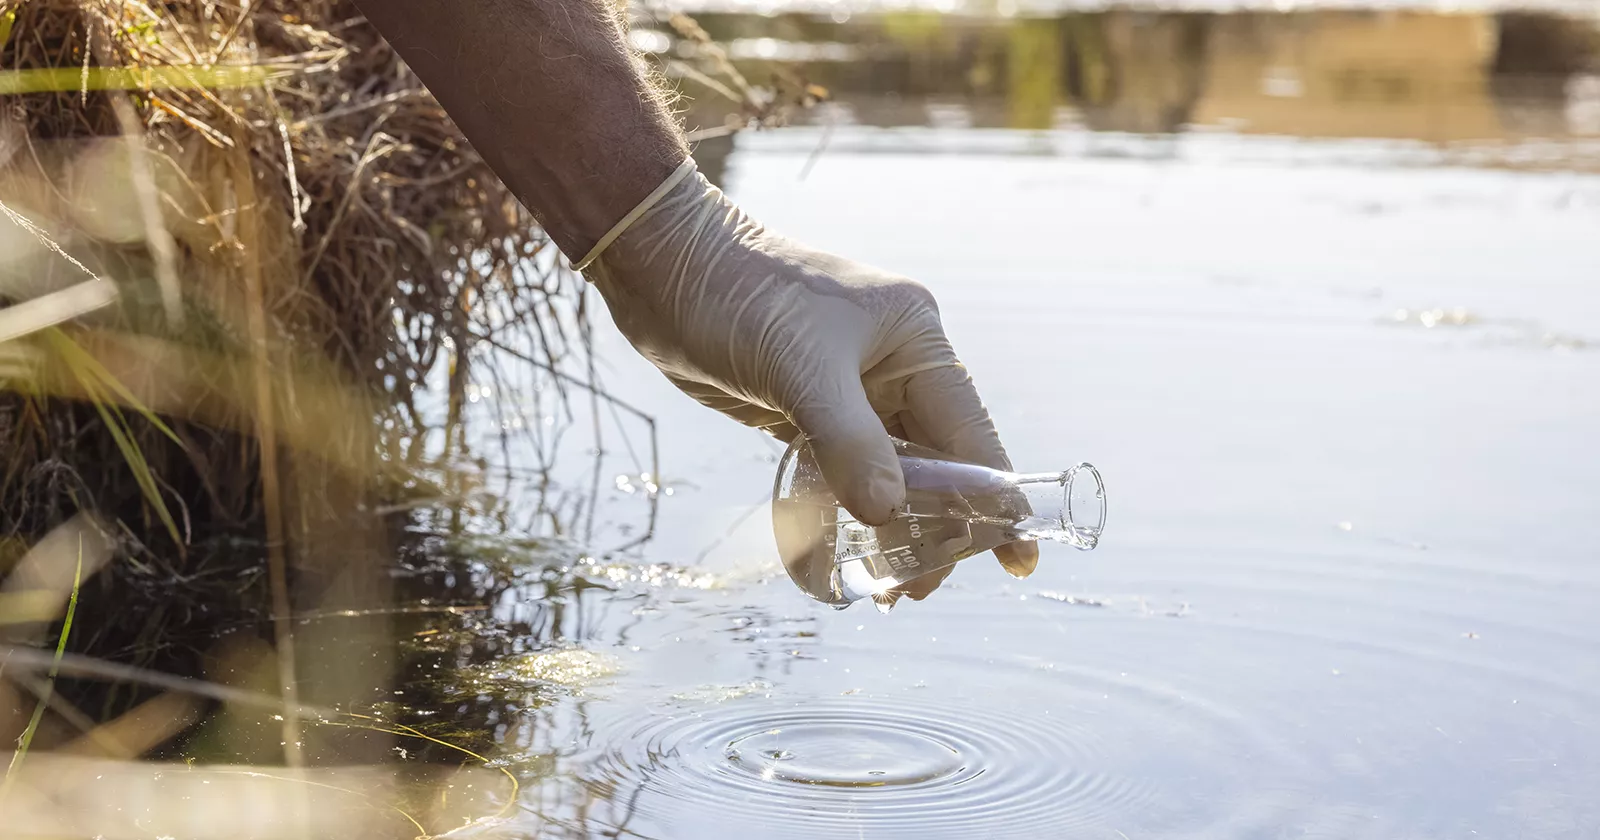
[581,161,1038,584]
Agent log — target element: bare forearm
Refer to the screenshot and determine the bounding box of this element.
[353,0,688,258]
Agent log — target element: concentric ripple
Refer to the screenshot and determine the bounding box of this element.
[723,718,969,787]
[578,696,1158,838]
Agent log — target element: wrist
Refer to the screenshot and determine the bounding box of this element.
[573,157,699,274]
[541,140,685,259]
[579,160,744,290]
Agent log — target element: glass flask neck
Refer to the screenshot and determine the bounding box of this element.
[997,466,1104,551]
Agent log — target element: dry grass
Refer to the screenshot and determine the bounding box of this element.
[0,1,817,832]
[0,0,576,534]
[0,0,583,672]
[0,0,575,830]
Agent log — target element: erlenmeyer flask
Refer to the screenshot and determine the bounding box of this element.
[772,436,1106,611]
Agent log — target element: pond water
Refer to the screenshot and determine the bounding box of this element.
[381,8,1600,840]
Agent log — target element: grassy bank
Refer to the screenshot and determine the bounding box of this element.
[0,1,816,833]
[0,0,590,833]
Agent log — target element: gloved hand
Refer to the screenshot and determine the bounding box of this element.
[581,160,1038,594]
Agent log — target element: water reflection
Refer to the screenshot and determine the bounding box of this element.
[379,529,1170,838]
[293,7,1600,839]
[377,531,830,836]
[669,8,1599,167]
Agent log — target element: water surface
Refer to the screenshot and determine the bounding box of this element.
[386,8,1600,838]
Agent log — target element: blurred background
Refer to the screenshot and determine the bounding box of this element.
[673,4,1600,182]
[2,1,1598,838]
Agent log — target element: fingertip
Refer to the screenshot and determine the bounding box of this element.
[899,565,954,601]
[995,540,1040,579]
[839,465,905,527]
[804,426,904,526]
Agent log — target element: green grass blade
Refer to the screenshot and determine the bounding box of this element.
[0,64,275,95]
[90,387,183,546]
[42,330,184,545]
[44,330,183,446]
[0,9,16,55]
[4,534,84,781]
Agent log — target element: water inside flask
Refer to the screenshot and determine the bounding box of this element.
[772,437,1106,611]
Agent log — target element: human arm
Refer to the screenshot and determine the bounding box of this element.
[350,0,684,259]
[351,0,1038,587]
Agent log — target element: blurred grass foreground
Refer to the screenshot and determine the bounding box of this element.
[0,0,588,834]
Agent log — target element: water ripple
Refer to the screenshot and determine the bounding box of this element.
[578,695,1158,837]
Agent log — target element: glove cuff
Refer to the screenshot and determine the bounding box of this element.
[572,157,698,273]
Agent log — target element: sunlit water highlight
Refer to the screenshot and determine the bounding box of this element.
[383,28,1600,833]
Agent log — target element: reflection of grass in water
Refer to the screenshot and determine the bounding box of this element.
[0,532,520,835]
[0,517,516,834]
[378,528,736,791]
[672,678,776,705]
[317,712,524,832]
[466,647,621,693]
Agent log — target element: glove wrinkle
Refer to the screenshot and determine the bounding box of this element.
[725,270,778,396]
[583,159,1021,540]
